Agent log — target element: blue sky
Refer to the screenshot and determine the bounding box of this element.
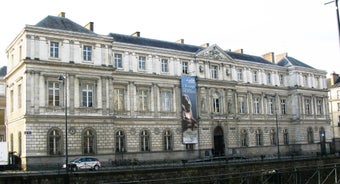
[0,0,339,75]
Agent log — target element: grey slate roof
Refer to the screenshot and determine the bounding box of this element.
[277,56,314,69]
[109,33,275,65]
[226,51,275,65]
[33,15,314,69]
[35,15,95,34]
[109,33,202,53]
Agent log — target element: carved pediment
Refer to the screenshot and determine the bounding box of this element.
[196,44,233,61]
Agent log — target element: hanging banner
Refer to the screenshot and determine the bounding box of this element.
[181,76,198,144]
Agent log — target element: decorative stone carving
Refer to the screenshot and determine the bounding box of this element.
[130,128,136,135]
[69,127,76,135]
[154,127,160,135]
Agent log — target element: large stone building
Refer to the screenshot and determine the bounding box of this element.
[5,12,331,170]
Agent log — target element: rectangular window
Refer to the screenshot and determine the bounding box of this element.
[305,99,311,114]
[213,98,220,113]
[337,102,340,112]
[83,45,92,61]
[337,91,340,99]
[281,99,286,115]
[48,82,60,106]
[18,84,22,109]
[268,98,274,114]
[161,91,172,112]
[182,62,188,74]
[114,88,124,111]
[267,73,271,85]
[211,65,218,79]
[253,71,258,82]
[254,97,260,114]
[237,69,243,81]
[256,132,263,146]
[82,84,93,107]
[161,59,168,72]
[317,99,323,115]
[138,56,146,70]
[50,42,59,58]
[114,53,123,68]
[279,74,284,86]
[239,100,245,114]
[138,89,149,111]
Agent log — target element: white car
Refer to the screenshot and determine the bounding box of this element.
[63,157,101,171]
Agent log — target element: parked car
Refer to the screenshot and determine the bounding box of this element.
[63,157,101,171]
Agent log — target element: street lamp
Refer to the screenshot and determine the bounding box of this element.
[58,75,68,172]
[265,95,280,160]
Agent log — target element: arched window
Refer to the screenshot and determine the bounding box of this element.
[140,130,150,152]
[115,130,125,153]
[270,129,276,145]
[283,129,289,145]
[256,129,263,146]
[240,129,248,147]
[164,129,173,151]
[83,128,96,155]
[48,128,61,155]
[307,127,314,144]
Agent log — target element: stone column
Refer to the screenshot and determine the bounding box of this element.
[34,71,40,114]
[108,77,114,115]
[68,74,75,115]
[101,76,108,115]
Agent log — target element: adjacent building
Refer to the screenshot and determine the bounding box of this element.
[5,12,331,170]
[328,72,340,151]
[0,66,6,141]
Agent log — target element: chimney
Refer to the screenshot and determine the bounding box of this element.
[176,39,184,44]
[58,12,65,18]
[201,43,209,47]
[330,72,340,86]
[131,31,140,37]
[233,49,243,54]
[262,52,275,63]
[84,22,94,31]
[276,52,288,62]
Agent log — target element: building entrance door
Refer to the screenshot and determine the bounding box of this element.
[213,126,225,156]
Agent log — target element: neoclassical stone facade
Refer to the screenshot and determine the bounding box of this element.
[5,13,331,170]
